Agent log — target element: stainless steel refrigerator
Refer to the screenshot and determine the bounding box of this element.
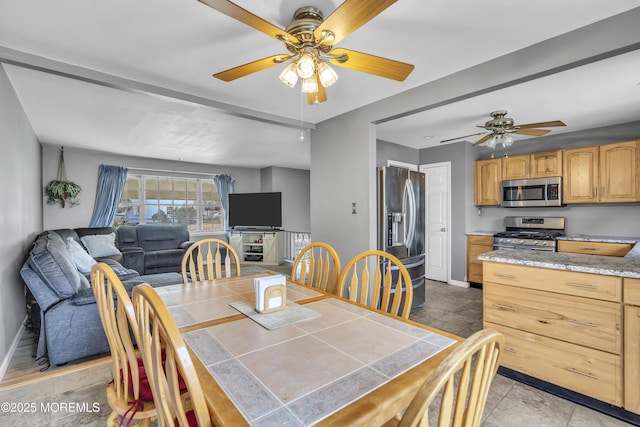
[377,166,426,311]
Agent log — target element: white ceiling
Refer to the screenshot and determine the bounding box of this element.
[2,0,640,169]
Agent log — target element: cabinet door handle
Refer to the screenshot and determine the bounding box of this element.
[567,282,598,289]
[581,247,598,251]
[568,319,597,328]
[567,367,598,379]
[505,348,517,353]
[494,303,517,311]
[495,273,517,279]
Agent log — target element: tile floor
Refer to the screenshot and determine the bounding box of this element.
[0,279,635,426]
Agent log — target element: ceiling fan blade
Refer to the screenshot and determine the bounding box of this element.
[328,48,414,81]
[514,128,551,136]
[440,132,487,143]
[213,55,288,81]
[314,0,397,45]
[517,120,566,129]
[473,134,493,146]
[198,0,299,44]
[306,74,327,105]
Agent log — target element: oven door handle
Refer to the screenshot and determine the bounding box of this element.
[544,180,549,205]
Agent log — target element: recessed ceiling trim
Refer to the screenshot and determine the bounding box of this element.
[0,46,315,132]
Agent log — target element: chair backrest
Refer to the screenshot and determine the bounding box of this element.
[397,328,505,427]
[290,242,341,294]
[90,262,142,403]
[337,250,413,319]
[133,284,211,427]
[181,238,241,284]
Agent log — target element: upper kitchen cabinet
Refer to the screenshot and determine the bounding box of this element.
[564,140,639,204]
[531,150,563,178]
[600,140,639,203]
[474,158,502,205]
[502,151,563,180]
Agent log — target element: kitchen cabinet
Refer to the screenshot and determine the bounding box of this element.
[483,262,624,406]
[557,240,633,257]
[624,278,640,413]
[466,234,493,285]
[502,150,562,180]
[563,140,639,204]
[474,158,501,205]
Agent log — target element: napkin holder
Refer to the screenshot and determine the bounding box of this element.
[254,275,287,314]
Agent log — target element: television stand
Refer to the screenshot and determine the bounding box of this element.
[229,230,284,265]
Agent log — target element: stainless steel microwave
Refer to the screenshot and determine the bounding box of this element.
[501,177,563,207]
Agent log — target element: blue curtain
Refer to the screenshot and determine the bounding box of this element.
[212,174,235,230]
[89,165,128,227]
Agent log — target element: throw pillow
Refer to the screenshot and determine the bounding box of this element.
[65,237,97,273]
[81,233,120,258]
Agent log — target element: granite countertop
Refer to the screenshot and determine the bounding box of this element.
[478,249,640,279]
[467,230,499,236]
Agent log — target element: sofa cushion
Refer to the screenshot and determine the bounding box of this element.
[143,249,185,271]
[81,233,120,258]
[136,224,190,251]
[29,235,84,299]
[65,237,97,273]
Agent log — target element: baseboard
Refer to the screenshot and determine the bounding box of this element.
[448,279,469,288]
[0,315,27,384]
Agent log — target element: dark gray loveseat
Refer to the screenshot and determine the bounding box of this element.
[20,225,192,366]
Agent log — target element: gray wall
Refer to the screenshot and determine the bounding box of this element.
[42,145,262,231]
[260,167,310,233]
[0,65,42,372]
[376,139,419,167]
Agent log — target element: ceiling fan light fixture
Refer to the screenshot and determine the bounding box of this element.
[485,136,498,149]
[502,135,515,147]
[279,62,299,88]
[296,50,316,79]
[301,76,318,93]
[317,61,338,87]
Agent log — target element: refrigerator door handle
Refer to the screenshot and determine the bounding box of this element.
[405,178,416,252]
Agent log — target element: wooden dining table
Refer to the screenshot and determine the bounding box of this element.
[154,273,462,427]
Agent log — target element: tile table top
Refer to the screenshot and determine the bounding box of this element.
[184,297,457,426]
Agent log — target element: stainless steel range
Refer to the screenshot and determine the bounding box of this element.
[493,216,565,252]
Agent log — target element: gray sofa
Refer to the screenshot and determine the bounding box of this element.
[20,226,189,366]
[116,224,194,274]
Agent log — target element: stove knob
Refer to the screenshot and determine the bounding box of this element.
[506,239,512,244]
[542,241,548,246]
[519,239,525,244]
[532,240,538,245]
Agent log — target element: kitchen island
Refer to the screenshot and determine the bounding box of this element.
[478,248,640,424]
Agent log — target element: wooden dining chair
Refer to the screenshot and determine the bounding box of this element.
[290,241,342,294]
[385,328,505,427]
[133,283,212,427]
[90,262,156,427]
[337,249,413,319]
[181,238,241,284]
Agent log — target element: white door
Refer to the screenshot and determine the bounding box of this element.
[421,162,450,282]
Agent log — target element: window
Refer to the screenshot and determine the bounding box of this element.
[115,174,224,233]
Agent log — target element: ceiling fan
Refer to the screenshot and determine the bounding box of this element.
[441,110,566,148]
[198,0,414,104]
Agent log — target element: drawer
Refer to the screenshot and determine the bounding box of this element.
[624,278,640,306]
[467,264,483,283]
[487,322,622,406]
[484,283,622,354]
[557,240,633,257]
[483,262,622,302]
[467,235,493,245]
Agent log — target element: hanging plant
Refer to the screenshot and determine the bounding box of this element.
[45,147,81,208]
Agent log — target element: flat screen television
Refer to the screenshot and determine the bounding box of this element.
[228,192,282,229]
